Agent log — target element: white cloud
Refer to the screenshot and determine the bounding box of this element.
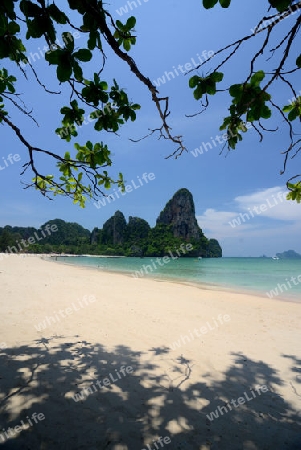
[197,208,255,238]
[234,186,300,221]
[196,186,301,256]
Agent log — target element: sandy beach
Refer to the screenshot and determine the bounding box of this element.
[0,254,300,450]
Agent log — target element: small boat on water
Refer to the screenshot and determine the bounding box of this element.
[272,256,279,260]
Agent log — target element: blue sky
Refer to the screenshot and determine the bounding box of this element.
[1,0,300,256]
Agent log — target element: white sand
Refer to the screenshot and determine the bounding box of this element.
[0,255,300,449]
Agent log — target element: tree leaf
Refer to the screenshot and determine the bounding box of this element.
[72,60,83,81]
[62,32,74,51]
[211,72,224,82]
[116,20,124,29]
[268,0,292,13]
[48,4,67,24]
[288,108,299,121]
[260,105,272,119]
[206,81,216,95]
[126,16,136,29]
[250,70,265,86]
[282,104,292,113]
[7,21,20,35]
[88,31,96,50]
[193,85,203,100]
[219,0,231,7]
[203,0,218,8]
[0,15,7,36]
[20,0,41,17]
[45,49,61,65]
[229,83,242,98]
[74,49,92,62]
[57,62,72,82]
[189,76,200,88]
[123,39,131,51]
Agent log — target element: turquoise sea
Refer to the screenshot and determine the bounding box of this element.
[49,256,301,302]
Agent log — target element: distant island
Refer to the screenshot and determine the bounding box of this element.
[275,250,301,259]
[0,188,222,258]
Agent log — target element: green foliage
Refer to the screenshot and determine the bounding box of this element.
[0,68,16,94]
[45,33,92,82]
[0,214,222,257]
[202,0,292,11]
[101,211,127,246]
[207,239,223,258]
[0,1,141,207]
[189,72,224,100]
[82,74,108,106]
[0,0,24,62]
[0,227,17,250]
[0,1,17,21]
[203,0,232,8]
[0,67,15,120]
[126,217,151,243]
[227,71,271,121]
[268,0,292,12]
[55,80,140,141]
[113,16,136,51]
[219,72,271,149]
[58,100,85,134]
[283,97,301,121]
[286,182,301,203]
[144,224,180,257]
[194,4,300,202]
[0,0,300,206]
[0,219,91,254]
[74,141,112,169]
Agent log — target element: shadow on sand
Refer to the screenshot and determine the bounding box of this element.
[0,336,300,449]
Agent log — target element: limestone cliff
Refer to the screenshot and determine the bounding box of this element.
[90,227,99,245]
[101,211,127,246]
[96,189,222,257]
[156,188,202,241]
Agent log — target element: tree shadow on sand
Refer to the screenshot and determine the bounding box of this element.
[0,337,300,450]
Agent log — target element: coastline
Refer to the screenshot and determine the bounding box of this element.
[45,254,301,304]
[0,255,301,449]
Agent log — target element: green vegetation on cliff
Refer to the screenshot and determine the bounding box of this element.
[0,189,222,257]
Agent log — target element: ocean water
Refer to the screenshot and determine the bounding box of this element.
[49,256,301,302]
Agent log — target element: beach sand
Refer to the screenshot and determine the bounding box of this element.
[0,254,300,449]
